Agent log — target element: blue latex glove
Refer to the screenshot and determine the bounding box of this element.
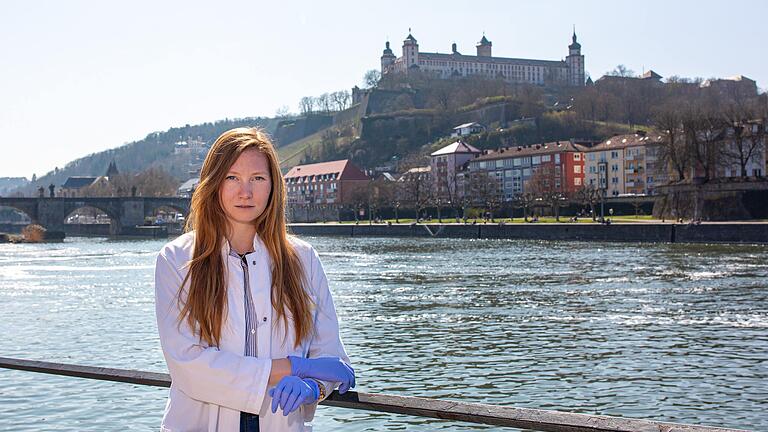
[288,356,355,393]
[268,376,319,416]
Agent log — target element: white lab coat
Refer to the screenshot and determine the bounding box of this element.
[154,231,350,431]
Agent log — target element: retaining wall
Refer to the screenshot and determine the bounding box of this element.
[289,223,768,244]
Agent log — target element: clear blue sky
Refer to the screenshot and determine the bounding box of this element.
[2,0,767,179]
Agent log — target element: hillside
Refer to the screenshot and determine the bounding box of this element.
[13,117,284,196]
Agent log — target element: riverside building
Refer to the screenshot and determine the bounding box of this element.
[467,141,586,201]
[380,31,586,87]
[582,132,666,196]
[284,159,369,205]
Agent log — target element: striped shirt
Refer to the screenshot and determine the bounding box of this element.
[230,249,258,357]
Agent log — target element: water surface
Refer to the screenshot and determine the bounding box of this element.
[1,237,766,430]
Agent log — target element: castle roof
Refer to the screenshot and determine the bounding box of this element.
[431,140,481,156]
[405,33,417,43]
[418,51,565,67]
[478,35,491,46]
[569,32,581,50]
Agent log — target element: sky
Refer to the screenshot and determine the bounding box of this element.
[2,0,767,179]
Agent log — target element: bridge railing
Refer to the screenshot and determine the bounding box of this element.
[0,357,746,432]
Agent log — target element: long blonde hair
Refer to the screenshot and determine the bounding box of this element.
[180,127,312,348]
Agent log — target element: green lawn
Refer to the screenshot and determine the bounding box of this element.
[308,215,662,225]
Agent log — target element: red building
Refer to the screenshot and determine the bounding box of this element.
[469,140,586,200]
[284,159,369,205]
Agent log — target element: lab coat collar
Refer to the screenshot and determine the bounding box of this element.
[222,233,266,259]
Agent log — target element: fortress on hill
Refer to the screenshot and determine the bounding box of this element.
[380,30,585,87]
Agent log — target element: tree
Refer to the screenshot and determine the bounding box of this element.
[331,90,351,111]
[608,64,635,77]
[653,102,690,181]
[527,166,567,221]
[721,102,766,178]
[275,105,293,118]
[363,70,381,89]
[513,192,536,221]
[317,93,332,113]
[401,169,432,221]
[468,171,500,221]
[299,96,315,115]
[574,185,601,221]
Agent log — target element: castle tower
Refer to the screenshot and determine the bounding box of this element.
[402,31,419,73]
[566,29,585,86]
[380,41,396,74]
[476,35,492,57]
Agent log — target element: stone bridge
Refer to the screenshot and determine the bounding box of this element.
[0,197,190,235]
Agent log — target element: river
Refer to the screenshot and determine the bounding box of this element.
[1,236,766,431]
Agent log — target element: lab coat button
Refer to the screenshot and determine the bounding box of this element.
[251,329,256,334]
[263,317,267,322]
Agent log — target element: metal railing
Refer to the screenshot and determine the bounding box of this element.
[0,357,747,432]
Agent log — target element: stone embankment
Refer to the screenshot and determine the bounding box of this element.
[289,222,768,244]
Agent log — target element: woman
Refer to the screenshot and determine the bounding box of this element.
[155,127,354,432]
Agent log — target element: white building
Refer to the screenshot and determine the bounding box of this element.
[451,122,486,138]
[430,140,481,199]
[381,31,585,87]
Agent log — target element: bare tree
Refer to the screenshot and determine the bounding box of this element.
[363,70,381,89]
[574,185,601,221]
[721,103,766,178]
[653,102,689,181]
[331,90,351,111]
[299,96,315,115]
[608,64,635,77]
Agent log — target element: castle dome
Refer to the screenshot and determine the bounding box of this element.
[569,32,581,50]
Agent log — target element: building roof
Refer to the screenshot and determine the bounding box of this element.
[641,70,663,80]
[405,33,417,43]
[431,140,481,156]
[478,35,491,46]
[62,176,97,189]
[285,159,369,181]
[473,140,585,162]
[569,32,581,50]
[418,51,566,67]
[583,133,664,152]
[453,122,484,130]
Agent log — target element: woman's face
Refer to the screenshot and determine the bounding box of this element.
[219,149,272,231]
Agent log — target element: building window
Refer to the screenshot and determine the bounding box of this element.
[523,168,531,176]
[574,178,582,186]
[532,156,541,165]
[513,158,521,166]
[542,155,551,162]
[574,165,582,174]
[574,153,581,161]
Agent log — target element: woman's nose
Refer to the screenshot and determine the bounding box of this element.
[238,182,253,197]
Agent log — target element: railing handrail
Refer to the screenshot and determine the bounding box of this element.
[0,356,748,432]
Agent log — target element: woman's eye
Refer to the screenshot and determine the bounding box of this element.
[253,176,267,181]
[225,175,238,181]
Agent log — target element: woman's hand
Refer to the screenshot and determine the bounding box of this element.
[288,356,355,393]
[268,376,319,416]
